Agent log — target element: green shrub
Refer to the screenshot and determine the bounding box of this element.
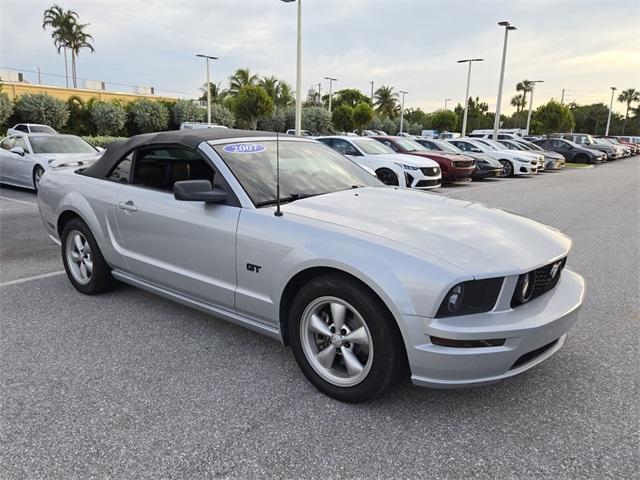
[234,85,273,129]
[210,104,236,128]
[91,101,127,136]
[331,105,354,133]
[14,93,69,130]
[82,135,127,148]
[172,99,205,125]
[352,103,374,134]
[0,92,13,129]
[301,106,332,135]
[127,99,169,134]
[257,110,286,132]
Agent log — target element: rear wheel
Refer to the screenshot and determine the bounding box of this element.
[61,218,116,294]
[376,168,400,186]
[288,274,406,402]
[33,165,45,191]
[575,153,589,164]
[499,159,514,177]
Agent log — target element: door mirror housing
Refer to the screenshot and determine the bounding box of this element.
[345,149,361,157]
[173,180,228,204]
[10,147,25,156]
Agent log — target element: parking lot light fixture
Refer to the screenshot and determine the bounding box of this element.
[605,86,617,136]
[370,81,374,104]
[399,90,408,134]
[324,77,338,113]
[457,58,483,137]
[282,0,302,135]
[493,21,517,140]
[196,54,218,124]
[525,80,544,135]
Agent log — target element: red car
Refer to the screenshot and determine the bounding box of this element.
[372,136,475,182]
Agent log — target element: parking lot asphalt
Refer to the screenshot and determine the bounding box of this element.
[1,159,639,479]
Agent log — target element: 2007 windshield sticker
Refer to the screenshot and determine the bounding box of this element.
[223,143,267,154]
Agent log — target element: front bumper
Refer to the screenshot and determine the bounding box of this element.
[514,162,537,175]
[472,165,502,179]
[401,269,584,388]
[405,170,442,190]
[443,165,475,182]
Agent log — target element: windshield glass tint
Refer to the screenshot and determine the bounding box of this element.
[30,126,56,133]
[352,138,394,155]
[474,140,496,151]
[29,136,97,154]
[214,140,380,206]
[395,139,425,152]
[433,140,461,153]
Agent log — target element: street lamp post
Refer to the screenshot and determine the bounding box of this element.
[399,90,408,134]
[317,82,321,105]
[196,54,218,124]
[282,0,302,135]
[444,98,451,110]
[493,21,517,140]
[324,77,338,113]
[605,86,617,136]
[33,66,41,85]
[457,58,483,137]
[370,81,374,104]
[525,80,544,135]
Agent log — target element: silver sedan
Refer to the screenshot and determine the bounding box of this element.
[0,133,100,191]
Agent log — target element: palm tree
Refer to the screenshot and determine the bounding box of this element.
[516,80,534,95]
[374,85,399,118]
[42,4,78,88]
[276,81,294,109]
[200,81,228,104]
[66,21,94,88]
[229,68,258,95]
[510,94,527,112]
[618,88,640,134]
[259,75,280,102]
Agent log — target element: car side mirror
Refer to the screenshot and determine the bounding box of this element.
[10,147,25,156]
[173,180,227,204]
[346,149,362,156]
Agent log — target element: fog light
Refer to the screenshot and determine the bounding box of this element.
[446,283,464,313]
[516,272,534,304]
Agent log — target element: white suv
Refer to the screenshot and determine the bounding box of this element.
[7,124,57,135]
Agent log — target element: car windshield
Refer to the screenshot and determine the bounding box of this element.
[518,141,543,151]
[432,140,462,153]
[504,141,525,150]
[481,139,507,150]
[29,136,97,154]
[214,140,381,207]
[351,138,394,155]
[30,125,57,133]
[473,140,497,151]
[394,138,426,152]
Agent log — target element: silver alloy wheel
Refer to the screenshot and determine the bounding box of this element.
[34,166,44,188]
[65,230,93,285]
[300,296,374,387]
[500,160,513,177]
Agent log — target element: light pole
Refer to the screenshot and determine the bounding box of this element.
[317,82,321,105]
[399,90,408,134]
[196,54,218,124]
[605,86,617,136]
[33,66,41,85]
[457,58,483,137]
[369,81,374,104]
[282,0,302,135]
[324,77,338,113]
[525,80,544,134]
[444,98,451,110]
[493,21,517,140]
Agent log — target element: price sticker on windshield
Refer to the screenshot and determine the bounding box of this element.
[222,143,267,154]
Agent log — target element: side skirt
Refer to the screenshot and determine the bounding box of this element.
[110,269,282,341]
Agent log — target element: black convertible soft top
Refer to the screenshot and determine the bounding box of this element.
[83,128,280,178]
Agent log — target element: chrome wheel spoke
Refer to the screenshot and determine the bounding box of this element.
[309,313,331,337]
[73,234,84,253]
[330,302,347,330]
[343,326,369,346]
[84,258,93,273]
[70,251,81,262]
[341,347,364,376]
[79,262,88,279]
[316,345,336,369]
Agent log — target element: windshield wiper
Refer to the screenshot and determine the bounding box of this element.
[256,193,320,207]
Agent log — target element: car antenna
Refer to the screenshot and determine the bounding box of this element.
[275,132,283,217]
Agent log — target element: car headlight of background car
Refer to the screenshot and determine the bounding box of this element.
[515,157,531,163]
[394,162,421,171]
[435,278,504,317]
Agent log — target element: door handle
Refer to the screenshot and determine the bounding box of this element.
[118,201,138,212]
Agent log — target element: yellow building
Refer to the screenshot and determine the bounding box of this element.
[0,81,178,104]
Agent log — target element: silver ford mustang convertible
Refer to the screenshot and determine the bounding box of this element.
[38,129,585,402]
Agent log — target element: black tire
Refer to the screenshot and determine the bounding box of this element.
[499,159,514,177]
[60,217,116,294]
[288,274,407,403]
[376,168,400,186]
[33,165,45,191]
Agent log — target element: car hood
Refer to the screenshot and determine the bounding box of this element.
[368,153,439,168]
[541,150,564,159]
[462,152,503,168]
[35,152,102,166]
[282,187,571,277]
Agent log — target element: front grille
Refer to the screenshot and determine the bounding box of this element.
[416,179,440,188]
[509,339,558,370]
[420,167,440,176]
[511,258,567,307]
[453,160,473,168]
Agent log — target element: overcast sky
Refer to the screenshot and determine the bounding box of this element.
[1,0,638,114]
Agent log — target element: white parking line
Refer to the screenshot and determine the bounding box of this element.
[0,195,38,206]
[0,270,66,287]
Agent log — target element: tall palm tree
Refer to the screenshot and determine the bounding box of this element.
[229,68,258,95]
[618,88,640,134]
[200,81,228,104]
[42,4,78,88]
[516,80,534,95]
[374,85,399,118]
[259,75,280,102]
[510,93,527,112]
[276,81,294,109]
[66,21,94,88]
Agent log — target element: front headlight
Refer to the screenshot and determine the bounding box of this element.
[394,162,420,171]
[435,278,504,318]
[515,157,531,163]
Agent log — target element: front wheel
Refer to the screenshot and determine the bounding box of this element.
[376,168,400,186]
[33,165,45,191]
[499,159,514,177]
[288,274,406,402]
